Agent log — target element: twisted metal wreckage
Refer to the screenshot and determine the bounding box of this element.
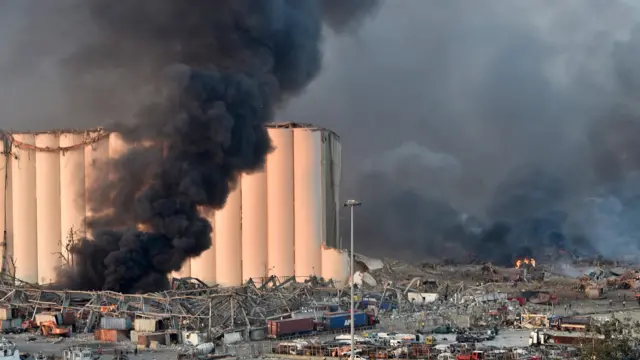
[0,273,349,335]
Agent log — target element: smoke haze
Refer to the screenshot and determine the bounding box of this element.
[282,0,640,264]
[5,1,640,273]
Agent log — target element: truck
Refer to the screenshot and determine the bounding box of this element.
[324,312,368,331]
[550,316,591,332]
[267,318,314,338]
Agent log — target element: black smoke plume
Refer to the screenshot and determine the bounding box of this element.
[57,0,379,293]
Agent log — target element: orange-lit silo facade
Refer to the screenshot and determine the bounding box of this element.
[0,123,347,288]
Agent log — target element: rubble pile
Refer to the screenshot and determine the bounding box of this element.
[0,274,342,336]
[0,254,638,359]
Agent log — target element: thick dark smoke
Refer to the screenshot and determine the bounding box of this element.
[47,0,379,293]
[281,0,640,264]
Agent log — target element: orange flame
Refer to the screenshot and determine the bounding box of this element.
[515,257,536,268]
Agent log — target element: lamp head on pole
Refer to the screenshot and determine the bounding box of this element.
[343,200,362,208]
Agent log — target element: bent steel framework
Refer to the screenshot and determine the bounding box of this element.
[0,273,341,334]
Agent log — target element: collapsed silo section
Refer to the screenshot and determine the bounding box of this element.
[59,133,87,253]
[215,187,242,286]
[241,171,267,283]
[320,130,347,286]
[322,246,349,288]
[35,133,62,284]
[293,128,323,279]
[84,130,110,220]
[0,134,11,274]
[11,134,38,283]
[190,208,215,285]
[265,127,295,279]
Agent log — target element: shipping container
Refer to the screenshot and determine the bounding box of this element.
[0,308,11,320]
[34,313,57,325]
[267,318,314,338]
[61,311,76,326]
[55,313,63,325]
[100,317,132,330]
[134,318,159,332]
[130,330,139,344]
[324,312,368,331]
[94,329,129,342]
[561,317,592,326]
[136,332,167,346]
[1,318,22,329]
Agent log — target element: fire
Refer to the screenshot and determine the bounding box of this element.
[515,257,536,268]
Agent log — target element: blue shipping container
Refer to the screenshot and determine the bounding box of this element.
[324,312,367,330]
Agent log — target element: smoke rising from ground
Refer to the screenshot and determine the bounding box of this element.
[282,0,640,264]
[0,1,378,292]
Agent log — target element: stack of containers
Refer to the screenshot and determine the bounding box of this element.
[0,307,21,330]
[95,317,132,343]
[131,318,161,348]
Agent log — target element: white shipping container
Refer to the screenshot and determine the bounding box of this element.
[34,313,57,325]
[100,317,132,330]
[134,318,158,332]
[0,308,11,320]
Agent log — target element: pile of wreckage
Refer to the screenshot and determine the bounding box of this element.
[578,267,640,296]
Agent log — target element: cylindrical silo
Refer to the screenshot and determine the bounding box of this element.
[190,209,216,285]
[2,153,12,276]
[293,129,323,279]
[84,131,109,221]
[60,133,87,250]
[241,171,267,282]
[35,133,62,284]
[0,144,9,273]
[215,186,242,287]
[321,246,349,288]
[266,128,295,279]
[11,133,38,283]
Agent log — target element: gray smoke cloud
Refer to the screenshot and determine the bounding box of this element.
[282,0,640,264]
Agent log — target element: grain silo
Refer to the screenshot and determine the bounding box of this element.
[265,127,295,280]
[35,133,61,284]
[0,133,10,275]
[59,133,87,249]
[0,122,349,289]
[214,187,243,287]
[11,134,38,283]
[240,171,268,283]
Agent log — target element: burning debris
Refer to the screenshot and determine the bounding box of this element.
[515,258,536,269]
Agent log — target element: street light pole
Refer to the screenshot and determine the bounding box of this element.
[344,200,361,360]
